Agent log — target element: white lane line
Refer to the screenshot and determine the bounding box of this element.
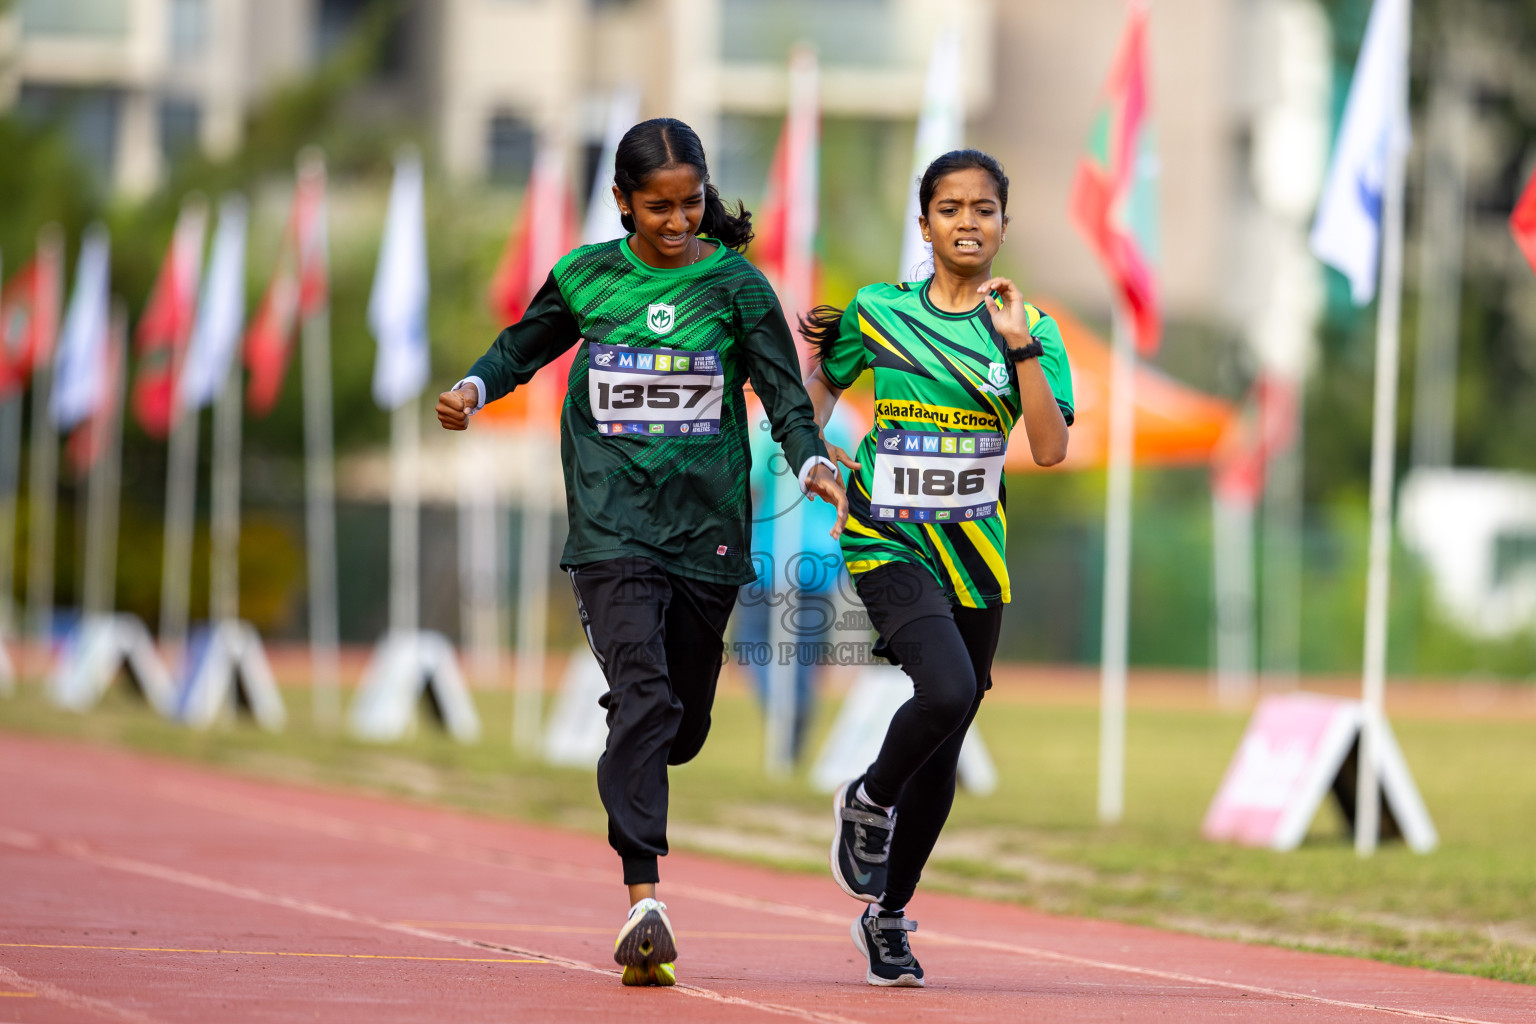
[0,964,166,1024]
[145,780,1526,1024]
[2,830,864,1024]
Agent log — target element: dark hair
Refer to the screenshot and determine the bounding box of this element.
[918,148,1009,219]
[799,304,845,367]
[613,117,754,251]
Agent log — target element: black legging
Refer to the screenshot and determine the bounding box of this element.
[855,562,1004,912]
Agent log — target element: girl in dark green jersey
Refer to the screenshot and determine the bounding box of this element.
[437,118,847,988]
[801,150,1072,987]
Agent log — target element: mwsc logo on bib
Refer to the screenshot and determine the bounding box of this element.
[647,303,676,335]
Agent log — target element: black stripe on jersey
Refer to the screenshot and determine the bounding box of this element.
[946,523,1000,595]
[862,308,937,380]
[847,471,902,541]
[893,310,1005,421]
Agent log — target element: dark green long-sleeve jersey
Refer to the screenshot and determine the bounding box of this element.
[463,237,828,585]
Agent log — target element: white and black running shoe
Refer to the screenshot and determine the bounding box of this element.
[614,898,678,986]
[831,777,895,903]
[850,907,924,987]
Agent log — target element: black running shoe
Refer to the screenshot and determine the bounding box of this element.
[850,907,924,987]
[830,777,894,903]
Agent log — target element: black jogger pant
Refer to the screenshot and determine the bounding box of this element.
[568,556,738,885]
[854,561,1004,912]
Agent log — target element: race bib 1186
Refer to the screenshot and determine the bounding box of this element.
[869,429,1006,523]
[587,342,724,438]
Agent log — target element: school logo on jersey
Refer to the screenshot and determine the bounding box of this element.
[647,303,677,335]
[982,361,1013,397]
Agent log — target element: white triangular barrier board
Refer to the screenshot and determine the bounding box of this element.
[173,619,286,732]
[1203,692,1438,853]
[349,629,481,743]
[543,647,610,767]
[47,614,175,716]
[811,665,997,796]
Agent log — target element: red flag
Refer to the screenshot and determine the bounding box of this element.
[752,47,821,372]
[484,138,577,428]
[1512,166,1536,276]
[0,235,64,397]
[67,310,125,477]
[489,141,577,325]
[131,200,206,438]
[1211,372,1299,505]
[245,153,329,416]
[1070,0,1162,355]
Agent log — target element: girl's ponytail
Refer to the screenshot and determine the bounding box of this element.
[798,305,845,368]
[701,183,754,251]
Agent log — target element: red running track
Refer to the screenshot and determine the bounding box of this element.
[0,733,1531,1024]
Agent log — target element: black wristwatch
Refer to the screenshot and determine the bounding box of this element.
[1007,338,1044,363]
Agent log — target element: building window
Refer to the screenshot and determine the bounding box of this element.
[19,0,130,37]
[720,0,892,67]
[16,85,122,189]
[486,113,535,185]
[169,0,208,60]
[160,98,202,166]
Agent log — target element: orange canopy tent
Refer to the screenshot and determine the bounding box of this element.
[836,301,1236,473]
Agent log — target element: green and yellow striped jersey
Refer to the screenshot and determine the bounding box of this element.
[820,280,1074,607]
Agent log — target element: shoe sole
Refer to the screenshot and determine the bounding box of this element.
[830,780,881,904]
[849,916,924,988]
[614,907,677,969]
[621,963,677,987]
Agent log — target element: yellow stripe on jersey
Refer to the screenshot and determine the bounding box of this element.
[843,517,884,539]
[934,348,1010,430]
[961,521,1011,603]
[923,524,978,608]
[847,557,895,575]
[859,312,916,368]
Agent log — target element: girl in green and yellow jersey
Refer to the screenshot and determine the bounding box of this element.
[803,150,1073,988]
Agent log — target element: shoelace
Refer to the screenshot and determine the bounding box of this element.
[865,913,918,966]
[842,804,895,864]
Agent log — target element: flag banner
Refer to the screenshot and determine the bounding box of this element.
[246,154,329,416]
[489,139,577,326]
[1309,0,1410,305]
[52,226,111,430]
[1211,372,1300,504]
[66,316,124,476]
[582,86,641,246]
[369,148,430,411]
[1512,165,1536,277]
[1070,0,1162,354]
[131,199,207,438]
[753,46,821,363]
[178,195,248,412]
[899,28,962,282]
[0,237,64,398]
[482,136,576,426]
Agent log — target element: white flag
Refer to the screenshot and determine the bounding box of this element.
[1309,0,1410,306]
[582,85,642,245]
[899,27,963,283]
[51,225,111,429]
[179,194,248,411]
[369,148,430,410]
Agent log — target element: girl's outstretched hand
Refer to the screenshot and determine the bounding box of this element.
[826,441,862,472]
[805,462,850,539]
[436,382,478,431]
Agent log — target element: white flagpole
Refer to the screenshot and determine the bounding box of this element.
[1098,304,1135,824]
[1356,0,1413,860]
[0,392,21,637]
[24,228,63,672]
[210,319,242,625]
[459,430,502,687]
[1212,490,1256,706]
[82,305,128,617]
[302,297,341,729]
[159,402,199,655]
[513,453,550,753]
[390,397,420,637]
